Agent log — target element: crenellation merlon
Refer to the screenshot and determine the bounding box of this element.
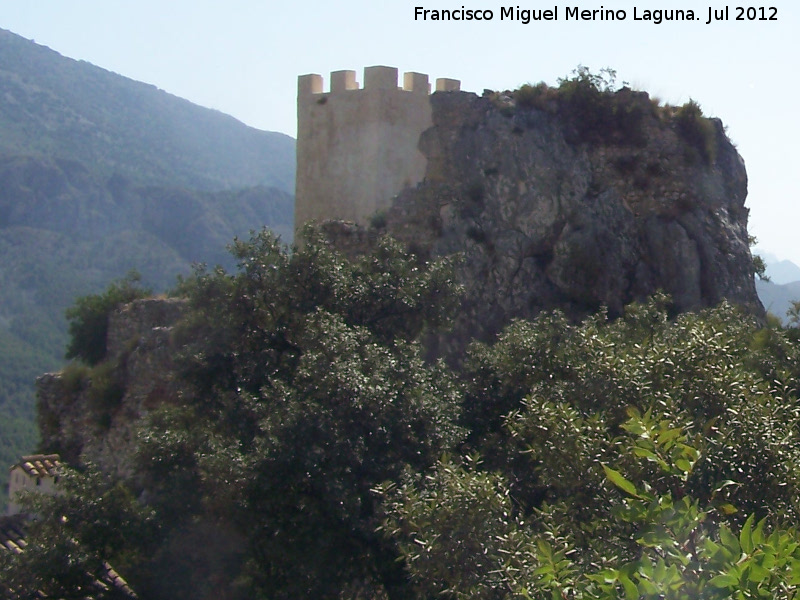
[404,71,430,94]
[331,70,358,92]
[436,78,461,92]
[297,65,460,96]
[297,73,323,96]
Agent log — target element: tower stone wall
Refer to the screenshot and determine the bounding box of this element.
[295,66,460,229]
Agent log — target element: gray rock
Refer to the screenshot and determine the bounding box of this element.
[325,88,763,352]
[36,297,186,477]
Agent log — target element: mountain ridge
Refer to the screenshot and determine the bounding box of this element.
[757,251,800,285]
[0,28,295,192]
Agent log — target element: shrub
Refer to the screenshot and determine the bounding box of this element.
[555,66,647,145]
[673,99,717,164]
[86,360,127,428]
[513,82,554,110]
[369,209,387,229]
[65,271,151,365]
[60,361,89,393]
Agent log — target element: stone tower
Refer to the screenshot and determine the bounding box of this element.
[295,66,460,230]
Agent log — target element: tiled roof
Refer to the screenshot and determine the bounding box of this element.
[0,515,137,598]
[2,460,137,599]
[10,454,61,478]
[98,562,138,598]
[0,515,27,554]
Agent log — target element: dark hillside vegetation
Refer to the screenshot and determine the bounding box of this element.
[8,230,800,599]
[0,28,295,499]
[0,157,293,493]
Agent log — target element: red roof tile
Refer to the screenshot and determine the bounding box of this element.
[10,454,61,478]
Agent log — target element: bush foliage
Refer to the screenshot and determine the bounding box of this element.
[64,271,150,365]
[7,231,800,599]
[508,66,719,160]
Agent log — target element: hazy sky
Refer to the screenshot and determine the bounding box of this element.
[2,1,798,263]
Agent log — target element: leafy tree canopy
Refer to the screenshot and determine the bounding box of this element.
[136,227,465,599]
[11,230,800,599]
[382,295,800,599]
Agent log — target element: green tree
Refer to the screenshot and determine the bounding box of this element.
[462,296,800,524]
[0,464,156,599]
[378,296,800,599]
[382,408,800,600]
[28,228,800,599]
[132,227,464,599]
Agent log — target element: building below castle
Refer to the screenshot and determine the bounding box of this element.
[6,453,61,516]
[2,453,137,599]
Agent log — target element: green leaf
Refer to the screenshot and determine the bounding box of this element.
[719,525,741,555]
[619,573,638,600]
[632,447,657,461]
[752,517,766,546]
[713,480,739,494]
[603,465,638,497]
[740,514,755,555]
[709,572,739,588]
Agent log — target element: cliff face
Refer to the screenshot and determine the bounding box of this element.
[37,298,185,476]
[328,88,761,348]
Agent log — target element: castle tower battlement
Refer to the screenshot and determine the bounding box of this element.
[295,66,461,230]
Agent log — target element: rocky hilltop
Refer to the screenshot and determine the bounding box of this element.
[36,76,764,477]
[23,74,780,600]
[326,82,762,349]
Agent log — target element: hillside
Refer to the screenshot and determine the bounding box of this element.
[752,254,800,323]
[0,28,295,192]
[758,251,800,285]
[0,29,296,495]
[757,278,800,323]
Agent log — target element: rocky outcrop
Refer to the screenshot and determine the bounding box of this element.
[326,88,762,351]
[36,298,185,477]
[35,85,765,470]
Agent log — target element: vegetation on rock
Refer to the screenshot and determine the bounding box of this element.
[65,271,151,366]
[6,229,800,599]
[504,66,720,164]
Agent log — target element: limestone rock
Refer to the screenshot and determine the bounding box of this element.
[36,297,186,477]
[326,88,762,352]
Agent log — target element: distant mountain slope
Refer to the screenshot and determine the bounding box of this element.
[0,155,293,267]
[0,28,296,501]
[0,156,293,339]
[753,253,800,322]
[0,156,293,482]
[767,260,800,285]
[759,253,800,285]
[0,28,295,192]
[757,279,800,323]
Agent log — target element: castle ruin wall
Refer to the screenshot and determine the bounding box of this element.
[295,66,460,229]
